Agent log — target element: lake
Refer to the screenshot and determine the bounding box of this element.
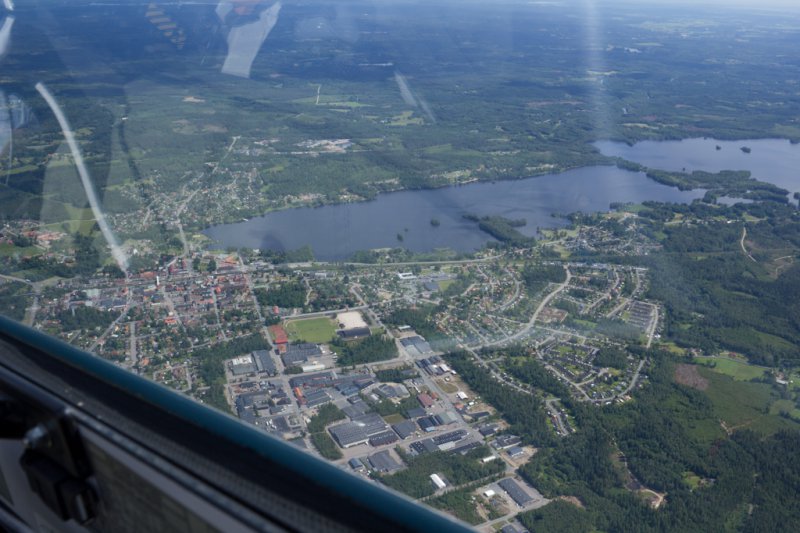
[203,165,704,260]
[595,137,800,198]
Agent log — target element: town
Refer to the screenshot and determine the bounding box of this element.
[1,210,662,531]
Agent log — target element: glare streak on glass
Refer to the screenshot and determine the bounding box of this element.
[582,0,611,137]
[393,70,436,123]
[0,91,9,184]
[218,1,282,78]
[0,15,13,58]
[35,82,129,274]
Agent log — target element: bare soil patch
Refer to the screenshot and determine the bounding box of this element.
[674,363,709,390]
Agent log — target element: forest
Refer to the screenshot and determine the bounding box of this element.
[374,366,418,383]
[306,403,346,433]
[307,404,346,460]
[55,306,118,332]
[521,263,566,295]
[0,282,29,322]
[255,282,307,310]
[516,352,800,532]
[445,351,555,447]
[310,432,342,461]
[638,201,800,366]
[380,446,504,499]
[332,333,398,365]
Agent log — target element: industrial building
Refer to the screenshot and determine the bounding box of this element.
[252,350,277,376]
[498,478,533,507]
[368,450,403,473]
[410,439,439,455]
[493,434,523,449]
[391,419,418,439]
[329,413,388,448]
[417,393,434,408]
[229,354,257,376]
[375,383,408,399]
[304,389,333,408]
[289,371,335,390]
[337,327,371,340]
[479,423,500,437]
[430,474,447,490]
[507,446,525,459]
[401,336,434,357]
[433,429,467,446]
[342,401,370,420]
[281,343,323,367]
[418,416,438,432]
[405,407,426,419]
[348,458,365,471]
[368,430,399,447]
[450,441,482,455]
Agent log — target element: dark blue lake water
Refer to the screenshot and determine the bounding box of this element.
[203,165,704,260]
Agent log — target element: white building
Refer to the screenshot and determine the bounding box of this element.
[430,473,447,490]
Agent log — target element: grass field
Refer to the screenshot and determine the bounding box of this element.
[698,366,798,436]
[284,317,336,343]
[438,279,455,291]
[769,399,800,420]
[682,471,702,490]
[695,356,767,381]
[383,414,406,425]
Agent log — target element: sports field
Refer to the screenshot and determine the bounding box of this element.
[284,317,336,343]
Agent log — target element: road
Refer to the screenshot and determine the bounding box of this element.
[740,226,757,262]
[479,265,571,348]
[616,359,646,398]
[285,305,370,320]
[645,305,658,348]
[88,273,134,353]
[340,254,503,268]
[545,398,569,436]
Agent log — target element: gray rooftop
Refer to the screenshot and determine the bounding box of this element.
[391,419,418,439]
[368,450,402,473]
[498,478,533,507]
[329,413,388,448]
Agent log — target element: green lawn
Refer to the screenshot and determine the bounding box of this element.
[383,413,405,425]
[769,399,800,420]
[682,471,702,490]
[438,279,455,291]
[284,317,336,343]
[695,356,767,381]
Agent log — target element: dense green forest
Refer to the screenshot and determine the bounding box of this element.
[0,282,30,322]
[365,394,420,419]
[521,264,567,294]
[380,446,504,499]
[310,432,342,461]
[306,403,346,433]
[445,351,556,447]
[515,353,800,532]
[375,366,418,383]
[594,347,631,370]
[463,215,535,246]
[503,356,572,399]
[332,333,398,365]
[55,306,119,331]
[307,404,346,460]
[255,282,307,309]
[636,201,800,366]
